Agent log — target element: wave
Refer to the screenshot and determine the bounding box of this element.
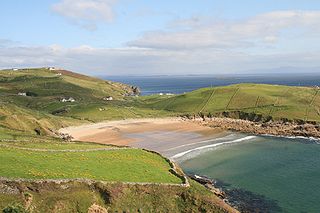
[172,136,257,159]
[261,134,320,143]
[166,134,237,151]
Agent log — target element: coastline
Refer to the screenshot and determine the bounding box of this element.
[192,117,320,139]
[59,117,225,146]
[59,118,238,212]
[59,117,320,213]
[60,116,320,158]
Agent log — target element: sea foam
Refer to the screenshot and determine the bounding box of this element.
[172,136,257,159]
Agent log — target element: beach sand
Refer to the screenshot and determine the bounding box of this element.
[60,118,226,157]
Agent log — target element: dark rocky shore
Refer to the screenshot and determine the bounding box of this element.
[191,117,320,139]
[189,174,282,213]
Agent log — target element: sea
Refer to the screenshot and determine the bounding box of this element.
[103,73,320,212]
[176,134,320,213]
[104,73,320,96]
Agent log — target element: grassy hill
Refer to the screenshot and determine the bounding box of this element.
[3,68,320,212]
[0,136,230,213]
[0,68,232,212]
[145,83,320,122]
[0,68,172,130]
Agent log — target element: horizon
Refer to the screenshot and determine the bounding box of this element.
[1,1,320,75]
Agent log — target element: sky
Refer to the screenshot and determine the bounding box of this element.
[1,0,320,75]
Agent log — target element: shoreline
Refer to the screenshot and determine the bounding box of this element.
[191,117,320,139]
[59,117,320,213]
[59,118,238,212]
[59,117,225,146]
[59,117,320,158]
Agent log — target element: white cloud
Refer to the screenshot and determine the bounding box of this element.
[0,44,319,75]
[128,11,320,50]
[52,0,117,30]
[2,10,320,75]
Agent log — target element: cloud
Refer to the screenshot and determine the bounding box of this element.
[2,10,320,75]
[52,0,117,30]
[1,44,319,75]
[128,11,320,50]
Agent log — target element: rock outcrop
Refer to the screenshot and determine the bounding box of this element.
[190,117,320,139]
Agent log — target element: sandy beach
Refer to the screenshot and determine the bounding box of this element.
[60,118,227,157]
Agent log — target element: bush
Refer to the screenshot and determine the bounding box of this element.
[2,204,27,213]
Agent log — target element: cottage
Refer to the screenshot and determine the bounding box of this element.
[61,97,75,102]
[18,92,27,96]
[12,68,19,71]
[55,73,62,76]
[103,96,113,101]
[48,67,56,71]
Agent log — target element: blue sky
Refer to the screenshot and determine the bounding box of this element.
[1,0,320,75]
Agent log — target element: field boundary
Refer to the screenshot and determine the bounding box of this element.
[199,89,216,113]
[0,144,129,152]
[225,88,240,110]
[0,176,189,187]
[305,89,319,121]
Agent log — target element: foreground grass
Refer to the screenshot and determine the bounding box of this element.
[0,181,228,213]
[0,147,181,184]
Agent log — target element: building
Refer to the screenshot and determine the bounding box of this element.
[61,97,75,102]
[18,92,27,96]
[103,96,113,101]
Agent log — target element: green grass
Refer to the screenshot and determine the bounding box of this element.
[0,141,113,150]
[146,83,320,122]
[0,181,226,213]
[0,147,181,184]
[0,68,242,212]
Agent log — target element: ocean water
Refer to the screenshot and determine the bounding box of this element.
[177,134,320,213]
[104,74,320,95]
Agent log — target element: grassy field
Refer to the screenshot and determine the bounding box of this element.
[0,180,227,213]
[0,68,172,133]
[145,84,320,122]
[0,145,181,183]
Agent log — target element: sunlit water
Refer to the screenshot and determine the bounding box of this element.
[177,134,320,213]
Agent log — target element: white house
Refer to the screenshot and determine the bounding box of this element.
[55,73,62,76]
[18,92,27,96]
[61,97,75,102]
[13,68,19,71]
[103,96,113,101]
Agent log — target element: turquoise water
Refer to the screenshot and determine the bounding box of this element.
[178,135,320,213]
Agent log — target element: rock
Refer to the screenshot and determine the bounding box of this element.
[88,204,109,213]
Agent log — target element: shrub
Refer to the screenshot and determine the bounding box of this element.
[2,204,27,213]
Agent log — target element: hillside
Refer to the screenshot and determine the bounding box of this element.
[0,68,142,134]
[0,133,232,212]
[3,69,319,212]
[0,69,234,212]
[0,68,172,132]
[145,83,320,123]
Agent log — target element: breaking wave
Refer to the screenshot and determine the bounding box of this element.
[172,136,257,159]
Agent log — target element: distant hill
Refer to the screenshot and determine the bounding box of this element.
[145,83,320,122]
